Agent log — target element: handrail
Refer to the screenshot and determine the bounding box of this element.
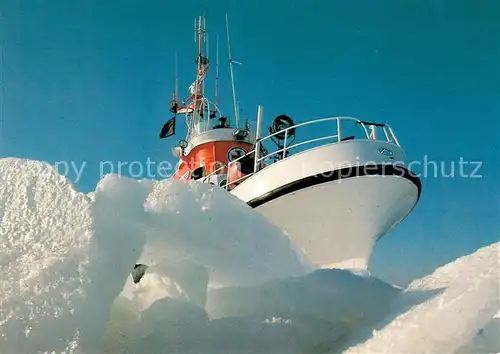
[200,115,401,189]
[257,134,339,163]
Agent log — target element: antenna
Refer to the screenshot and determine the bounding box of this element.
[197,15,203,57]
[175,50,178,101]
[205,32,209,114]
[194,17,197,42]
[169,50,179,114]
[206,34,209,63]
[215,33,220,108]
[225,13,239,128]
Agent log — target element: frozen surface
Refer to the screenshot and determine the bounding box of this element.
[139,176,310,287]
[344,242,499,353]
[0,158,94,353]
[0,158,309,353]
[457,316,500,353]
[0,157,498,353]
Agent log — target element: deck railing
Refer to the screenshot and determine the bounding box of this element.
[202,114,400,190]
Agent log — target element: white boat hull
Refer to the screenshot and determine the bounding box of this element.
[230,140,421,269]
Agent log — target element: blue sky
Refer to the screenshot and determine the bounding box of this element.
[1,0,498,285]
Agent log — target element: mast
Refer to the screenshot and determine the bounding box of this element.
[194,15,203,123]
[166,14,236,140]
[188,14,209,135]
[225,13,239,128]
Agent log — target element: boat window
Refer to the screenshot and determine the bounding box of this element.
[191,166,206,180]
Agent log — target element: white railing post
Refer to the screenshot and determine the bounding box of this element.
[337,117,341,142]
[387,125,400,147]
[382,126,391,142]
[255,105,263,141]
[370,125,377,140]
[254,105,263,172]
[282,129,288,159]
[226,160,232,190]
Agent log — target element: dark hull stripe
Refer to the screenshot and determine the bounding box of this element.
[246,164,422,208]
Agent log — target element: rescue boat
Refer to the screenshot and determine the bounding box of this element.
[160,14,421,270]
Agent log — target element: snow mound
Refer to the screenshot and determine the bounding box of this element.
[1,157,498,353]
[206,268,399,321]
[0,158,309,353]
[344,242,500,353]
[105,268,402,353]
[0,158,94,353]
[109,246,499,354]
[0,158,150,353]
[139,176,310,287]
[457,317,500,353]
